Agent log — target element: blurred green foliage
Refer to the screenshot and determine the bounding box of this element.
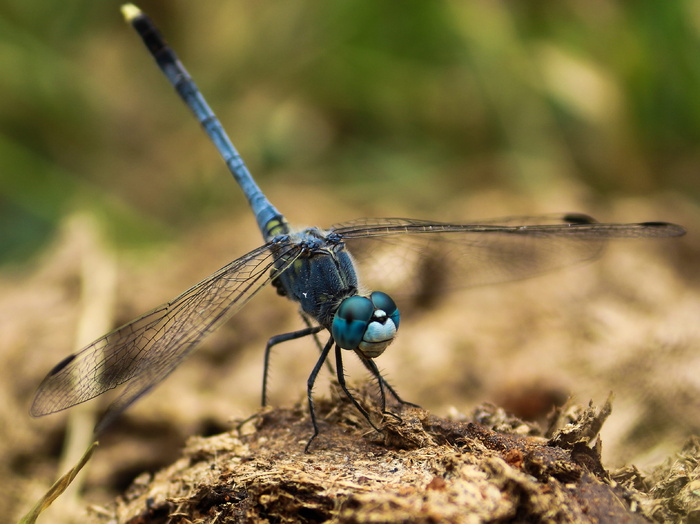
[1,0,698,264]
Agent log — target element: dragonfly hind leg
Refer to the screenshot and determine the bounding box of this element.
[263,325,324,406]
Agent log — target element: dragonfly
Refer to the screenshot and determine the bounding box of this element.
[30,4,686,450]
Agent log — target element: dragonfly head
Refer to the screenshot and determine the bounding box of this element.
[332,291,400,358]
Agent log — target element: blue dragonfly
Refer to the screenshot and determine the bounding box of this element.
[30,4,686,450]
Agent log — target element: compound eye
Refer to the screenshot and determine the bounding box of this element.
[370,291,399,329]
[338,296,374,322]
[370,291,396,313]
[332,296,373,349]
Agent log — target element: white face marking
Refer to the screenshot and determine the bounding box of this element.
[363,319,397,343]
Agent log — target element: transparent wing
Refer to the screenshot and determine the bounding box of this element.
[31,241,303,431]
[332,214,685,298]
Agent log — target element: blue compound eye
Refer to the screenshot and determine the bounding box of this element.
[332,296,373,350]
[371,291,399,329]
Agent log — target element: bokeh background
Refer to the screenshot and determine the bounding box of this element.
[2,1,699,521]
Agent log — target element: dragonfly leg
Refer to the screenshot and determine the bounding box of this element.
[334,344,383,434]
[305,337,335,453]
[263,325,323,406]
[301,312,335,376]
[358,356,397,420]
[358,356,420,410]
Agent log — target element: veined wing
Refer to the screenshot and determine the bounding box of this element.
[332,214,685,297]
[31,240,303,432]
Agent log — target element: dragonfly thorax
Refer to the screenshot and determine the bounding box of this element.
[332,291,400,358]
[270,227,360,327]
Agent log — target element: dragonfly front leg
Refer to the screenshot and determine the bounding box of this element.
[263,325,323,406]
[333,344,383,434]
[358,355,420,412]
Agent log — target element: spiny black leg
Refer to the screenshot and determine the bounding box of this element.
[305,336,335,453]
[357,356,401,421]
[263,326,323,406]
[353,353,388,414]
[358,356,420,409]
[301,312,335,376]
[335,344,382,434]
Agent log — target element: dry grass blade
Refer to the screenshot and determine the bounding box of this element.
[17,441,99,524]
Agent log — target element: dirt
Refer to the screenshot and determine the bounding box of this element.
[86,390,700,523]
